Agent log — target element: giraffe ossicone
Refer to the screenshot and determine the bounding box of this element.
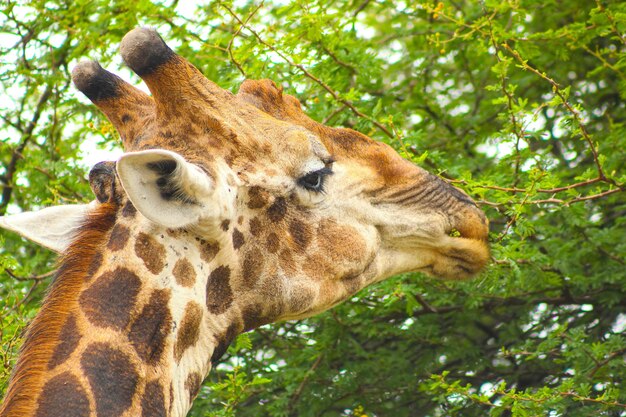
[0,27,490,417]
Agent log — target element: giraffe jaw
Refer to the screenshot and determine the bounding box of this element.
[375,212,490,280]
[379,233,490,280]
[424,235,491,279]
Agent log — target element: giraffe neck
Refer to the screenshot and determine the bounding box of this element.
[1,202,242,417]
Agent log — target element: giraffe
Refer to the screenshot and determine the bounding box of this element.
[0,28,489,417]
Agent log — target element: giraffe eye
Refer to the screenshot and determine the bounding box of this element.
[298,167,333,192]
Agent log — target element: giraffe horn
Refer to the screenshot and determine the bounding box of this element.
[119,28,232,116]
[72,61,154,149]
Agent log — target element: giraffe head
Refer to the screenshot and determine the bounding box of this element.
[5,27,489,328]
[0,28,490,416]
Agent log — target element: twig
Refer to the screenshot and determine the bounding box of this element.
[226,1,265,77]
[560,391,626,409]
[595,0,626,46]
[352,0,371,18]
[321,104,348,124]
[0,84,53,215]
[529,188,622,205]
[447,177,605,194]
[501,43,613,185]
[321,46,357,74]
[485,13,525,186]
[288,353,324,413]
[4,268,57,282]
[12,280,41,313]
[588,347,626,378]
[476,187,623,208]
[413,293,438,313]
[497,177,537,241]
[0,35,71,214]
[218,2,397,140]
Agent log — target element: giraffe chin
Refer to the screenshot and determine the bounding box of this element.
[422,236,491,280]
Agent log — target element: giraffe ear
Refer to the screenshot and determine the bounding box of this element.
[117,149,215,229]
[0,204,93,253]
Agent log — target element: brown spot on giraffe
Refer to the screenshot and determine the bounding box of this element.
[242,247,264,287]
[121,200,137,217]
[241,303,270,332]
[81,342,139,417]
[172,258,196,287]
[107,224,130,251]
[232,228,245,250]
[220,219,230,231]
[185,372,203,404]
[211,322,240,364]
[247,186,270,209]
[288,218,312,249]
[249,216,262,236]
[130,289,172,365]
[266,232,280,254]
[318,219,366,264]
[86,252,103,280]
[135,232,166,274]
[35,372,90,417]
[79,267,141,330]
[47,315,80,370]
[279,248,297,276]
[174,301,203,362]
[198,239,219,263]
[205,265,233,315]
[141,380,167,417]
[267,196,287,222]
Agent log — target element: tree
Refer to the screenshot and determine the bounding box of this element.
[1,1,625,416]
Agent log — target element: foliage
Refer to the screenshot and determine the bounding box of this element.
[1,1,625,416]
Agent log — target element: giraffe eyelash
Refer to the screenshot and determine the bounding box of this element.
[297,166,333,193]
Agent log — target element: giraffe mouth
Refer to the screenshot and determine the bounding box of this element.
[425,235,491,280]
